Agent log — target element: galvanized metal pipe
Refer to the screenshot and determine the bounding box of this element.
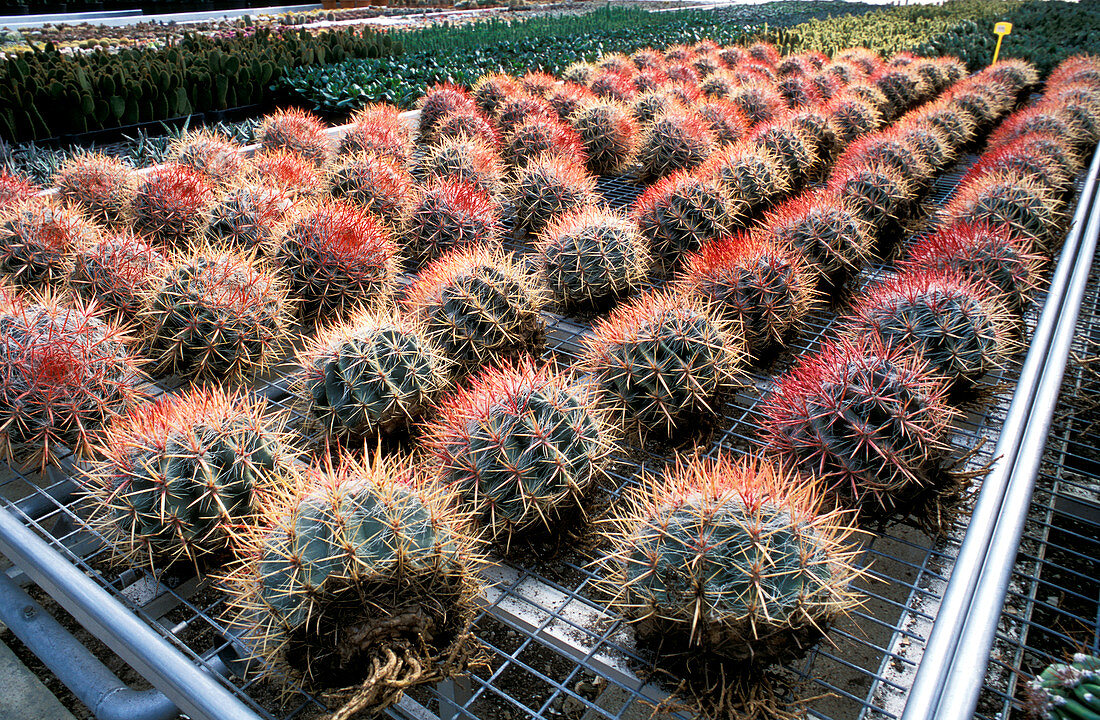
[0,571,178,720]
[900,143,1100,720]
[0,507,261,720]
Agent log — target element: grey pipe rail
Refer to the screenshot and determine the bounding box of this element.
[0,506,262,720]
[900,142,1100,720]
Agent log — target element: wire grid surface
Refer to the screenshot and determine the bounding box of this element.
[0,157,1064,720]
[972,226,1100,720]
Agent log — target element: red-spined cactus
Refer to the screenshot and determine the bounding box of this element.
[331,154,415,228]
[426,358,610,547]
[601,454,862,668]
[403,244,544,371]
[418,136,505,198]
[590,70,637,104]
[826,94,885,145]
[339,103,413,165]
[404,179,502,267]
[547,82,596,122]
[897,122,955,175]
[275,200,398,320]
[835,130,933,189]
[563,61,597,86]
[132,164,215,246]
[521,71,558,98]
[168,131,246,186]
[580,289,743,437]
[1043,91,1100,147]
[1047,54,1100,90]
[536,205,651,310]
[0,198,99,289]
[901,222,1042,312]
[727,85,784,127]
[633,170,739,271]
[636,111,718,181]
[503,116,586,169]
[777,75,824,109]
[835,48,883,76]
[434,110,501,149]
[54,153,138,227]
[961,137,1078,196]
[751,121,821,190]
[0,170,40,211]
[0,291,144,471]
[630,89,683,127]
[943,171,1066,252]
[911,99,977,152]
[826,159,914,237]
[204,184,291,251]
[695,99,748,145]
[257,108,333,167]
[219,452,481,715]
[789,109,844,165]
[678,232,816,356]
[246,150,328,200]
[69,232,169,325]
[758,335,955,518]
[144,248,291,380]
[702,143,791,214]
[844,270,1013,390]
[473,73,521,118]
[296,308,452,438]
[699,69,739,100]
[873,66,928,118]
[984,59,1040,99]
[508,154,598,239]
[84,386,292,569]
[944,82,1012,131]
[761,190,871,288]
[495,93,555,136]
[569,99,638,176]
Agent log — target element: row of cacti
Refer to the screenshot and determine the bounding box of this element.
[0,27,400,142]
[0,42,1095,720]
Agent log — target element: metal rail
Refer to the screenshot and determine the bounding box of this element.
[901,144,1100,720]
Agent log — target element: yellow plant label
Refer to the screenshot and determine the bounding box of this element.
[994,22,1013,36]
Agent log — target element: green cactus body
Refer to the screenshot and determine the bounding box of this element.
[403,245,544,371]
[298,310,451,438]
[632,171,738,272]
[0,199,98,290]
[88,388,289,568]
[222,454,480,700]
[582,290,743,437]
[846,271,1010,388]
[428,360,608,546]
[537,206,650,310]
[604,455,860,666]
[1025,654,1100,720]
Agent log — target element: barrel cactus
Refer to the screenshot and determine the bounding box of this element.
[403,244,545,371]
[0,170,40,211]
[169,131,246,186]
[331,154,415,228]
[418,136,505,198]
[844,270,1012,390]
[636,111,718,181]
[900,222,1042,311]
[246,150,328,201]
[581,289,744,438]
[679,232,816,356]
[536,205,651,310]
[758,335,954,518]
[703,143,791,214]
[0,198,99,289]
[418,83,479,143]
[204,184,291,251]
[85,387,292,570]
[132,164,215,246]
[296,309,452,438]
[569,99,638,176]
[69,232,169,325]
[504,116,586,169]
[257,108,334,166]
[340,103,413,164]
[632,170,739,272]
[602,453,861,666]
[404,180,502,268]
[826,159,914,239]
[508,154,598,239]
[944,171,1066,252]
[275,200,398,320]
[761,191,871,288]
[144,249,291,380]
[220,452,481,715]
[54,153,138,227]
[426,359,610,547]
[0,292,144,471]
